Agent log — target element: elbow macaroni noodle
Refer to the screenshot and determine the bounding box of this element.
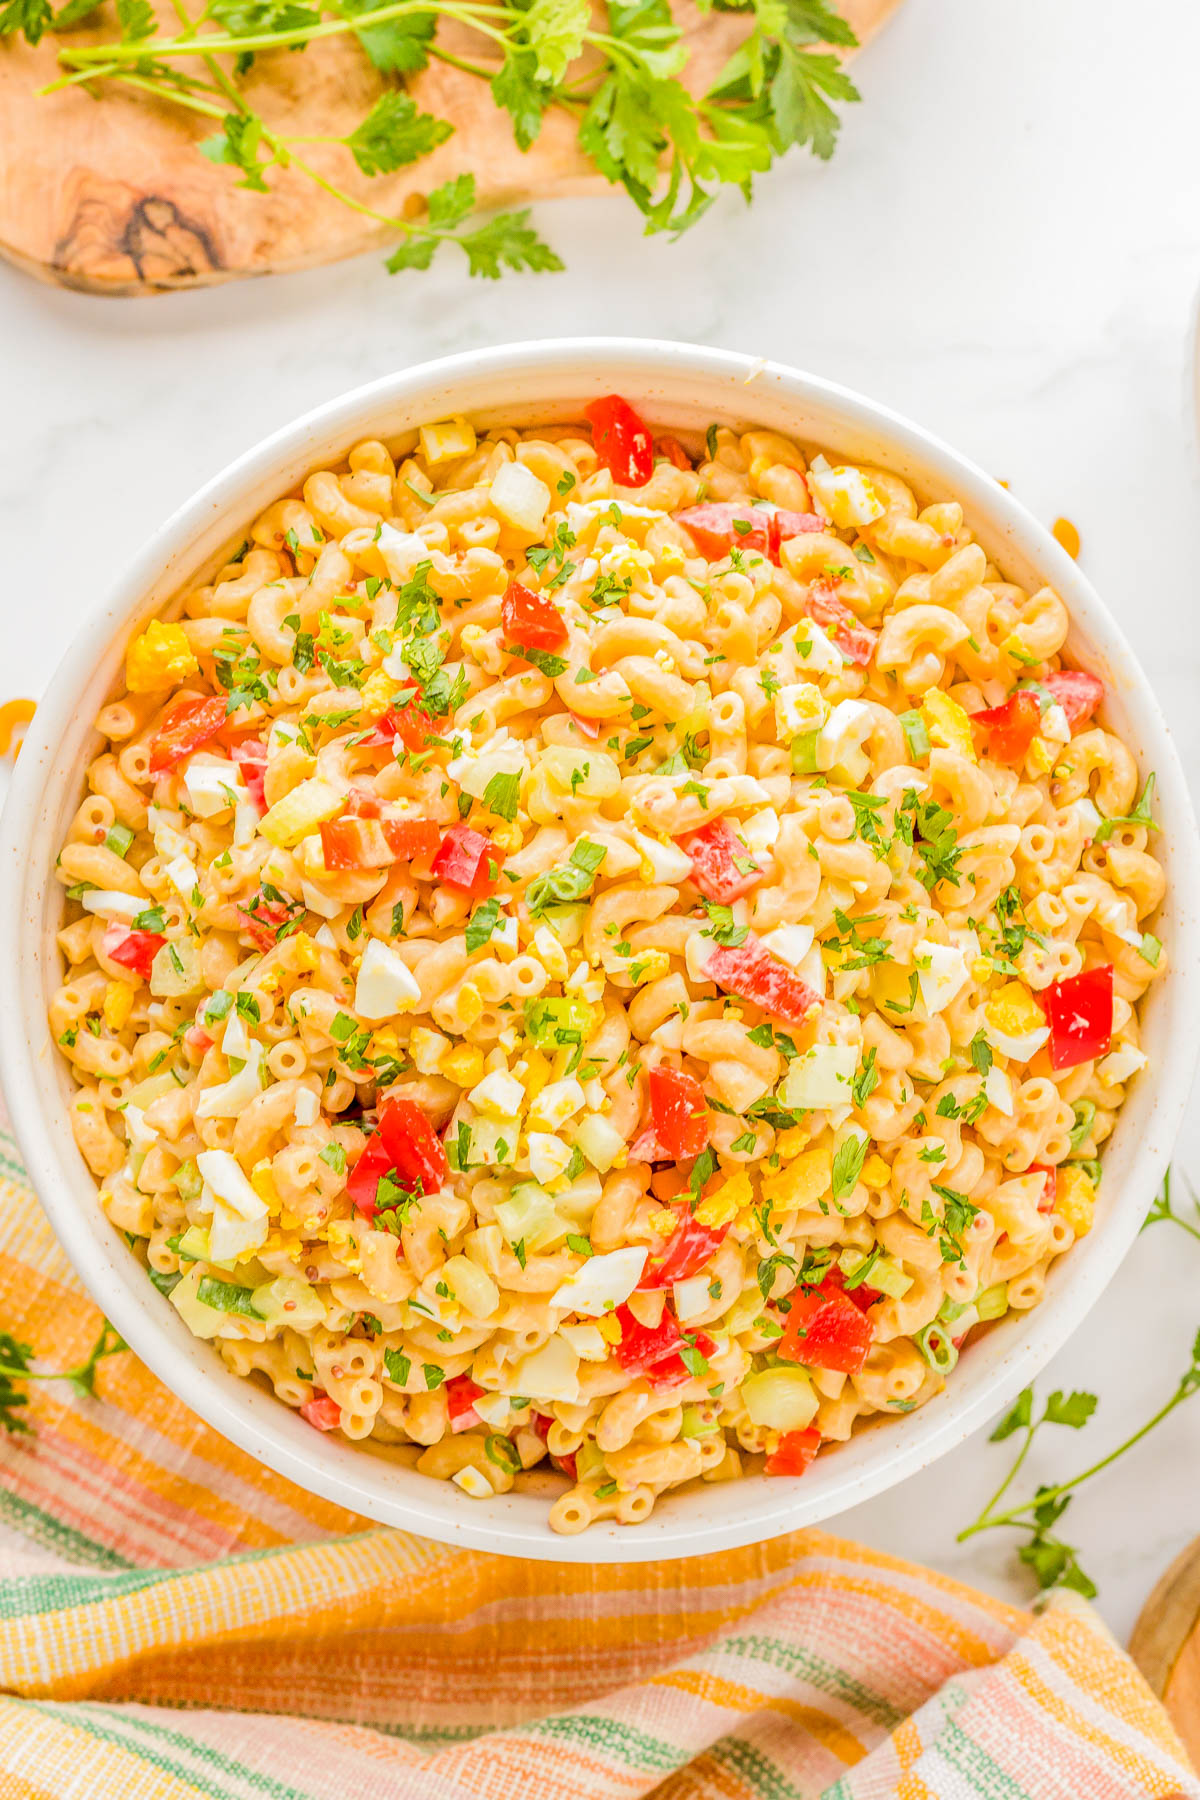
[51,403,1166,1532]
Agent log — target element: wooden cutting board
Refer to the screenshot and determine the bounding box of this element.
[0,0,903,295]
[1131,1537,1200,1774]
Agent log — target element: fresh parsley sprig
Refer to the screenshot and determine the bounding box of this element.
[959,1172,1200,1600]
[0,1321,127,1435]
[13,0,861,279]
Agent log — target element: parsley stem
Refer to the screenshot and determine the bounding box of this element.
[959,1379,1196,1541]
[58,0,513,67]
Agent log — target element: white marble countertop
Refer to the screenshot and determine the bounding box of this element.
[3,0,1200,1643]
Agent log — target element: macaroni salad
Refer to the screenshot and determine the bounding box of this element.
[52,396,1167,1532]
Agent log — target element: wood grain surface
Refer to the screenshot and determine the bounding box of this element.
[0,0,903,295]
[1131,1535,1200,1774]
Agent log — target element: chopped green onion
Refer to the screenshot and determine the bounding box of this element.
[914,1321,958,1373]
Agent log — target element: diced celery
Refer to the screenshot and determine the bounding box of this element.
[898,709,931,760]
[790,729,820,775]
[524,996,597,1051]
[839,1245,911,1300]
[251,1275,325,1332]
[174,1158,203,1203]
[740,1365,818,1432]
[539,903,588,947]
[495,1184,568,1254]
[169,1266,225,1338]
[725,1286,768,1336]
[975,1282,1008,1321]
[168,1225,210,1263]
[681,1404,720,1438]
[780,1043,858,1110]
[150,938,204,998]
[937,1294,969,1324]
[575,1441,605,1482]
[124,1072,178,1113]
[104,823,134,859]
[539,746,621,799]
[572,1112,625,1174]
[864,1255,911,1300]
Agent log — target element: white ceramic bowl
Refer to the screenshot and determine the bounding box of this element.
[2,339,1196,1562]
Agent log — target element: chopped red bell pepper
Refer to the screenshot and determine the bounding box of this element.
[320,814,441,871]
[805,583,878,667]
[971,690,1042,763]
[1042,669,1104,727]
[639,1204,728,1290]
[822,1263,882,1314]
[673,503,823,566]
[530,1411,553,1442]
[567,711,601,741]
[378,1096,448,1196]
[676,817,762,904]
[446,1374,485,1433]
[299,1395,342,1431]
[431,824,503,898]
[229,737,268,812]
[556,1450,578,1482]
[347,1133,394,1216]
[236,892,302,953]
[611,1303,685,1377]
[1041,965,1113,1070]
[703,936,822,1027]
[148,695,227,774]
[184,1024,214,1057]
[368,700,442,753]
[764,1426,822,1477]
[645,1065,709,1160]
[1032,1164,1057,1210]
[778,1281,874,1374]
[645,1330,717,1392]
[585,394,654,488]
[501,578,568,651]
[102,923,166,982]
[656,435,693,471]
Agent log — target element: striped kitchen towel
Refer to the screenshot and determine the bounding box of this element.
[0,1112,1192,1800]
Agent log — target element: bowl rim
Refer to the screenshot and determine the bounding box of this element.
[2,335,1197,1563]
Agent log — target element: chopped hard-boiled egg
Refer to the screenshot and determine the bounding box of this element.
[529,1078,586,1132]
[410,1026,450,1075]
[673,1274,711,1323]
[197,1149,268,1219]
[920,690,976,762]
[82,889,145,923]
[125,620,199,694]
[1097,1042,1148,1086]
[513,1334,580,1403]
[760,924,815,969]
[983,982,1050,1061]
[815,699,873,782]
[527,1131,573,1184]
[741,807,781,855]
[163,853,200,899]
[773,682,827,743]
[470,1069,527,1121]
[194,1040,265,1119]
[793,621,844,676]
[489,460,551,535]
[983,1066,1015,1116]
[629,829,694,885]
[419,415,476,465]
[183,758,248,820]
[912,939,969,1014]
[355,938,422,1020]
[550,1245,648,1315]
[452,1465,494,1499]
[807,455,886,530]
